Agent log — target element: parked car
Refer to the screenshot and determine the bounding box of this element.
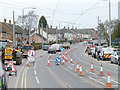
[87,45,96,55]
[111,51,120,65]
[62,43,70,49]
[43,45,50,51]
[99,47,114,60]
[0,60,8,90]
[48,47,56,54]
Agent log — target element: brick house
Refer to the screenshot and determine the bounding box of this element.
[0,19,29,46]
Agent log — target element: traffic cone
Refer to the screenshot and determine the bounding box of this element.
[62,60,65,65]
[99,64,104,75]
[90,62,94,72]
[76,63,79,72]
[47,58,50,66]
[65,56,68,62]
[106,73,112,88]
[26,59,29,67]
[78,65,83,76]
[49,54,51,58]
[70,57,73,63]
[40,54,42,57]
[62,55,65,60]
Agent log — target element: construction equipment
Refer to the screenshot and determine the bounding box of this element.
[1,45,22,65]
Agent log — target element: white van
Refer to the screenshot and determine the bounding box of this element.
[99,47,114,60]
[51,44,61,52]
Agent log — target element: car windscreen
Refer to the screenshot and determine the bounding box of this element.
[117,52,120,55]
[23,46,31,51]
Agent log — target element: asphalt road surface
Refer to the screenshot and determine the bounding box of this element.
[6,43,119,88]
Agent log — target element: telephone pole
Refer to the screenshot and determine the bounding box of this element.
[13,11,15,48]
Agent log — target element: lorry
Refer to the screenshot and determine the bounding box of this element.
[99,47,114,60]
[22,44,32,57]
[51,44,61,52]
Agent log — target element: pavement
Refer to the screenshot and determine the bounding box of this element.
[5,43,119,88]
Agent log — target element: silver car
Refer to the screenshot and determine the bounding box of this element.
[111,51,120,65]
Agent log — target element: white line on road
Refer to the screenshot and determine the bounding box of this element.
[102,77,118,84]
[89,77,105,85]
[35,76,40,84]
[15,63,25,88]
[67,66,73,70]
[34,70,36,75]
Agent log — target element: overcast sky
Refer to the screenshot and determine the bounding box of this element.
[0,0,119,29]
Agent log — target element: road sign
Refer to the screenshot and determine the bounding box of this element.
[61,48,65,52]
[27,49,36,57]
[56,57,61,63]
[5,61,16,72]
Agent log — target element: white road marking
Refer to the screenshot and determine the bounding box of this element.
[34,70,36,75]
[71,64,74,65]
[35,76,40,84]
[89,72,97,75]
[15,63,25,88]
[102,77,118,84]
[89,77,105,85]
[67,66,73,70]
[34,65,36,69]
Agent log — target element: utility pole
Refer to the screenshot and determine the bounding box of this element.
[13,11,15,48]
[22,9,24,44]
[98,16,101,46]
[108,0,111,47]
[41,23,43,49]
[29,16,31,45]
[46,25,48,43]
[56,26,58,44]
[67,27,69,43]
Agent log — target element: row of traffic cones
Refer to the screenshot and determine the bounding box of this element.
[76,63,112,88]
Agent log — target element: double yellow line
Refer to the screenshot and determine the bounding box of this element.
[21,67,28,89]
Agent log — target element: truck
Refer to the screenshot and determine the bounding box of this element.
[51,44,61,52]
[22,44,32,57]
[99,47,114,60]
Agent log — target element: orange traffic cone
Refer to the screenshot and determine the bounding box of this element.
[90,62,94,72]
[65,56,68,62]
[106,73,112,88]
[78,65,83,76]
[49,54,51,58]
[62,55,65,60]
[47,58,50,66]
[76,63,79,72]
[99,64,104,75]
[26,61,29,67]
[62,59,65,65]
[70,57,73,63]
[40,54,42,58]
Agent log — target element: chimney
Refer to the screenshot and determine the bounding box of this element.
[4,19,6,23]
[9,20,11,24]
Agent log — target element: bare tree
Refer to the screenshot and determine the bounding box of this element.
[16,11,38,31]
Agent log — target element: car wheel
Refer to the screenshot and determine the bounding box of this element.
[111,60,113,64]
[118,59,120,66]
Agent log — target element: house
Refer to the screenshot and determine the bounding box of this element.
[0,19,29,46]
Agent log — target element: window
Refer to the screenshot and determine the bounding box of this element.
[6,33,7,38]
[1,33,2,38]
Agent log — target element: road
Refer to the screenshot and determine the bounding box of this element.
[6,43,119,88]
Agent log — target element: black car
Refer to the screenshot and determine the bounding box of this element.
[0,60,8,90]
[43,45,50,51]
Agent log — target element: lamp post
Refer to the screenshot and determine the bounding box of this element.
[103,0,111,47]
[22,7,36,44]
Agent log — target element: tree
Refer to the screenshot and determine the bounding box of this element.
[39,16,48,28]
[112,22,120,41]
[16,11,38,31]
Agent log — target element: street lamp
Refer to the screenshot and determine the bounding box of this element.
[22,7,36,44]
[103,0,111,47]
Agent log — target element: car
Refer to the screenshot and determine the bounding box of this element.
[0,60,8,90]
[111,51,120,65]
[48,47,56,54]
[43,45,50,51]
[62,43,70,49]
